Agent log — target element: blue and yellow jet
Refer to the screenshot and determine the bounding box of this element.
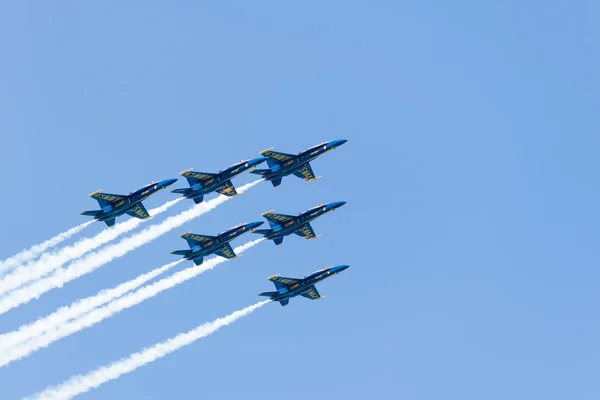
[250,139,347,187]
[171,157,266,204]
[259,265,349,306]
[252,201,346,245]
[81,178,177,227]
[171,221,264,265]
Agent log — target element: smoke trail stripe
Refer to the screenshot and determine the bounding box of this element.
[0,198,183,296]
[0,260,183,351]
[24,301,269,400]
[0,240,263,366]
[0,221,93,277]
[0,180,262,315]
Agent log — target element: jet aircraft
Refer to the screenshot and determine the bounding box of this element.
[171,157,266,204]
[171,221,264,265]
[250,139,347,187]
[252,201,346,245]
[81,178,178,227]
[259,265,349,306]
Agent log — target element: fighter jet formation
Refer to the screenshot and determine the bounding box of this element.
[81,140,350,304]
[0,139,354,398]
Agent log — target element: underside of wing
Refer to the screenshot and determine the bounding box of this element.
[126,203,150,220]
[300,285,322,300]
[292,163,320,182]
[262,211,295,226]
[180,169,217,186]
[215,180,238,197]
[214,243,237,259]
[180,232,215,247]
[259,148,295,162]
[268,274,301,289]
[89,191,127,208]
[294,223,318,240]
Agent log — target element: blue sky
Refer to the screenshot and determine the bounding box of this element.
[0,1,598,399]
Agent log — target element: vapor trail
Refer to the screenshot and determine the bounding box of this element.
[24,301,269,400]
[0,260,183,352]
[0,221,93,277]
[0,180,261,315]
[0,240,263,366]
[0,198,183,296]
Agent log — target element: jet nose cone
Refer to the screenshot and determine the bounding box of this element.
[326,201,347,210]
[331,265,349,273]
[247,221,265,230]
[326,139,348,149]
[248,157,267,167]
[160,178,178,188]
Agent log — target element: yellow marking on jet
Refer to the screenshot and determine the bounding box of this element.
[259,147,274,155]
[88,190,102,197]
[267,274,280,280]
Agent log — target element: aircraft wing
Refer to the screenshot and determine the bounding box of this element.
[126,203,150,220]
[90,191,127,208]
[300,285,322,300]
[268,275,301,289]
[214,243,237,259]
[181,232,215,246]
[294,223,318,240]
[180,169,217,186]
[215,180,238,197]
[292,163,320,182]
[260,148,295,162]
[262,211,295,226]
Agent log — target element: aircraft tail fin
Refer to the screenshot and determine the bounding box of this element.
[170,188,191,195]
[271,178,282,187]
[265,158,280,168]
[170,250,189,256]
[104,218,116,227]
[193,196,204,204]
[273,237,284,246]
[192,257,204,266]
[80,210,103,217]
[279,299,289,306]
[252,229,273,235]
[258,291,277,297]
[250,169,271,176]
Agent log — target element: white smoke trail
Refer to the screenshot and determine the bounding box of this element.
[0,240,263,367]
[0,180,261,315]
[0,260,183,352]
[24,300,269,400]
[0,198,183,296]
[0,221,93,277]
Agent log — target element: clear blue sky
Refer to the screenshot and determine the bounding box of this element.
[0,2,598,399]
